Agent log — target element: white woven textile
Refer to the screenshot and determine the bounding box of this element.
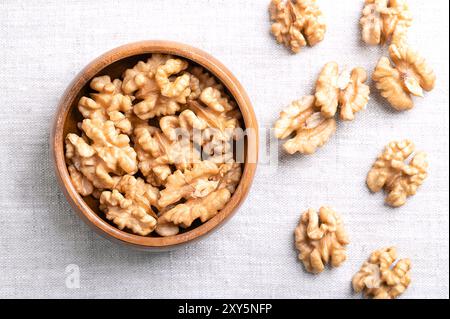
[0,0,448,298]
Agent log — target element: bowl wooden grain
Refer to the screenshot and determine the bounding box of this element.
[51,41,258,250]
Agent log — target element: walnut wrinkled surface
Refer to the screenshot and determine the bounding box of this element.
[214,162,242,194]
[65,119,138,192]
[99,175,159,236]
[294,207,349,273]
[352,247,411,299]
[67,164,94,196]
[158,161,220,208]
[274,95,336,154]
[82,119,138,176]
[122,55,185,120]
[373,44,436,110]
[155,58,191,103]
[315,62,370,120]
[269,0,326,53]
[155,209,181,237]
[160,188,231,228]
[188,100,240,160]
[65,54,243,236]
[338,68,371,121]
[367,140,428,207]
[360,0,412,46]
[133,123,200,187]
[190,66,224,91]
[78,76,134,134]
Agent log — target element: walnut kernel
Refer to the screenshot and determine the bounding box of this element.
[294,207,349,273]
[360,0,412,46]
[274,96,336,154]
[269,0,326,53]
[353,247,411,299]
[65,54,243,237]
[99,175,159,236]
[373,44,436,110]
[315,62,370,120]
[367,140,428,207]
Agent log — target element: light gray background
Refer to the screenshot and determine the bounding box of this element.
[0,0,448,299]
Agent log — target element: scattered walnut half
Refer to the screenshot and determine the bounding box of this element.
[360,0,412,46]
[294,207,349,273]
[315,62,370,120]
[158,160,241,228]
[367,139,428,207]
[269,0,326,53]
[133,123,200,187]
[78,76,134,134]
[158,161,221,208]
[274,95,336,154]
[353,247,411,299]
[160,188,231,228]
[188,100,240,161]
[65,120,138,192]
[373,44,436,110]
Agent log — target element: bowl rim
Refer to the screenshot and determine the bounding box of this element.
[51,40,259,250]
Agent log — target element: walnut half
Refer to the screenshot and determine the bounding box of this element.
[367,139,428,207]
[294,207,349,273]
[269,0,326,53]
[352,247,411,299]
[273,95,336,155]
[65,54,243,237]
[360,0,412,46]
[373,44,436,111]
[99,175,160,236]
[315,62,370,120]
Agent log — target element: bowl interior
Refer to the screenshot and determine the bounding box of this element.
[57,43,257,249]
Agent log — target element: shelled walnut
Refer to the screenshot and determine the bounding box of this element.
[360,0,412,46]
[373,44,436,111]
[99,175,159,236]
[315,62,370,120]
[367,139,428,207]
[78,76,134,134]
[158,161,242,228]
[352,247,411,299]
[65,119,138,192]
[274,96,336,154]
[274,62,369,155]
[294,207,349,273]
[269,0,326,53]
[190,66,224,91]
[64,54,243,237]
[133,123,200,187]
[160,188,231,228]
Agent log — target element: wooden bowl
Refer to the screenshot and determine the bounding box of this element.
[51,41,258,250]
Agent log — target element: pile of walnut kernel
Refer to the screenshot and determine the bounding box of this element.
[353,247,411,299]
[65,54,243,237]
